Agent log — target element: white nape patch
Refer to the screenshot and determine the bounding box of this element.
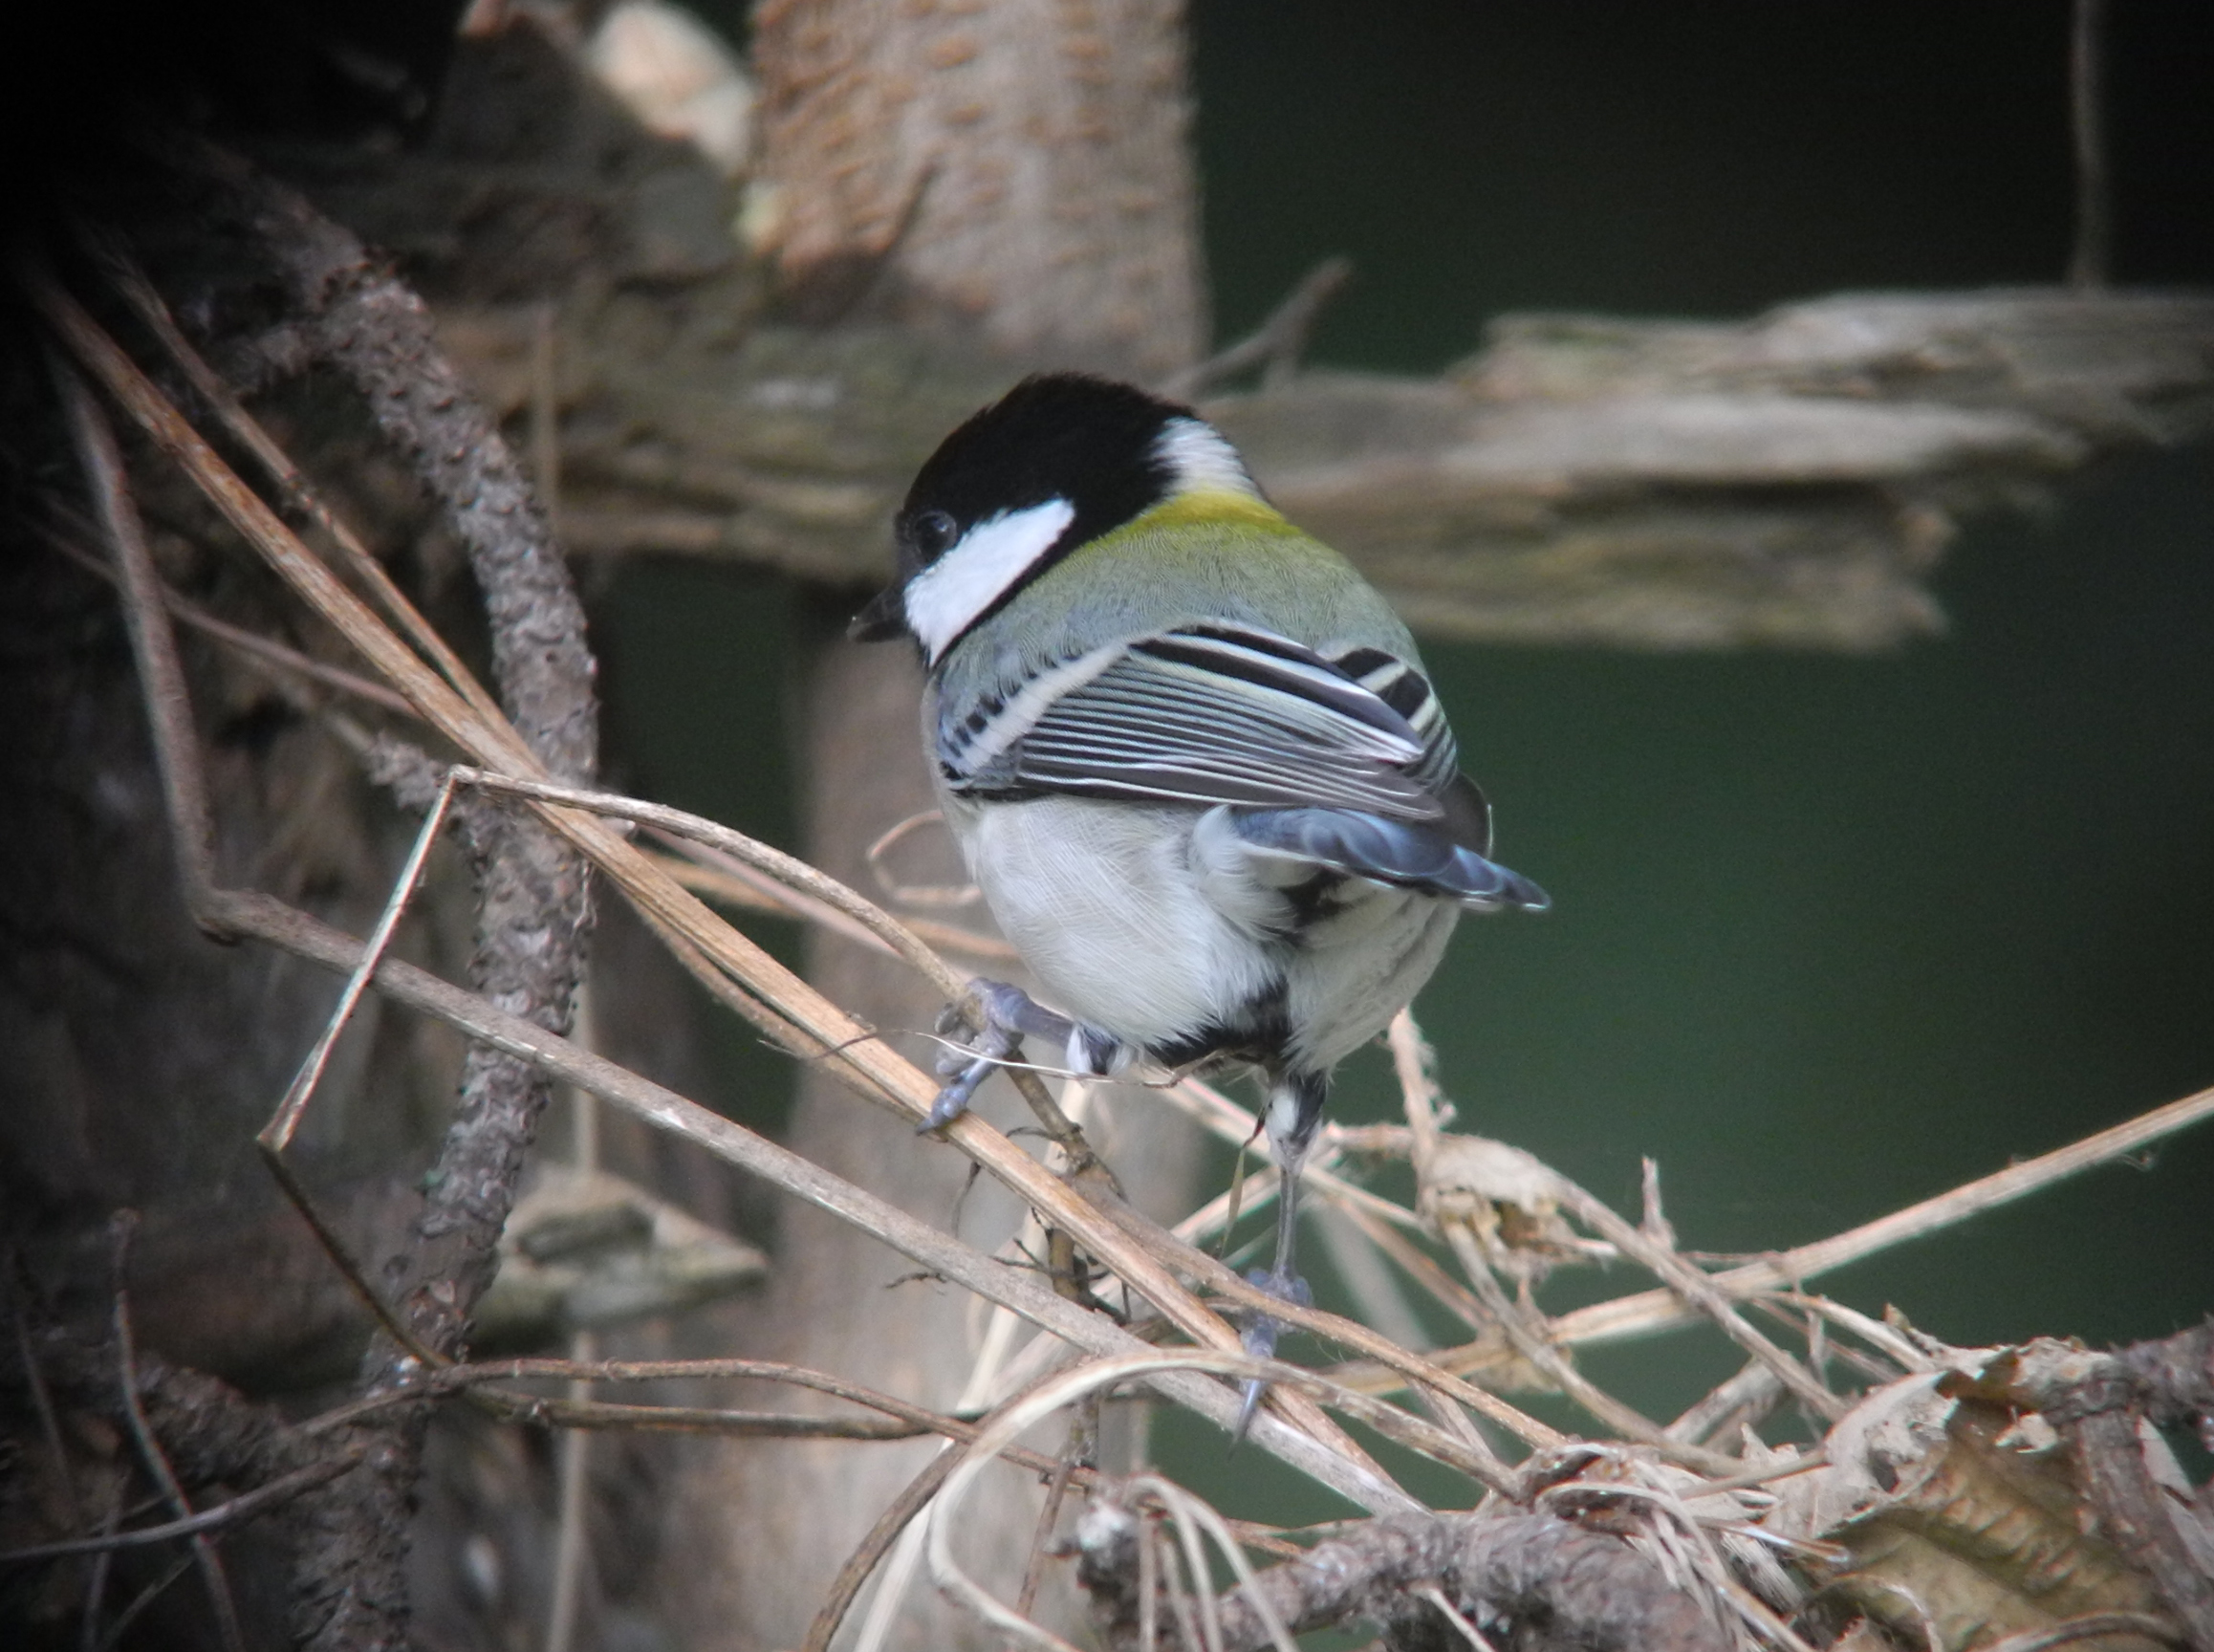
[903,498,1075,663]
[1154,417,1261,499]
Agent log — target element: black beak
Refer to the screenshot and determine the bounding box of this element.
[848,583,908,642]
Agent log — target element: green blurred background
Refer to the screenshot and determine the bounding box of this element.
[608,0,2214,1501]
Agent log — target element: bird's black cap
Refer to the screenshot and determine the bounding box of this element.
[851,373,1196,642]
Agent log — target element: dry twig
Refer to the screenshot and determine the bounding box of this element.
[29,250,1421,1498]
[0,1451,368,1566]
[105,1216,247,1652]
[1545,1083,2214,1353]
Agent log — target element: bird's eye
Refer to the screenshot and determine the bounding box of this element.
[908,510,959,561]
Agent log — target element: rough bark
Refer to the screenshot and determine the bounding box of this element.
[0,541,444,1333]
[1074,1505,1734,1652]
[2003,1326,2214,1652]
[748,0,1205,376]
[66,151,605,1650]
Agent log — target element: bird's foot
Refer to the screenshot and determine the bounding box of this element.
[1232,1267,1314,1443]
[922,979,1082,1132]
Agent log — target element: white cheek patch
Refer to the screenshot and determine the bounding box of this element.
[905,498,1076,663]
[1154,417,1262,499]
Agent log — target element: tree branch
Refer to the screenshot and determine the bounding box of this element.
[45,164,603,1646]
[1076,1508,1736,1652]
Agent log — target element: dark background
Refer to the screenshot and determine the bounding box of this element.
[603,0,2214,1498]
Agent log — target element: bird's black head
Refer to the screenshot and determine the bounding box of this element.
[850,372,1256,661]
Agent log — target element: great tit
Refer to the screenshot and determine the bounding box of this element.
[853,373,1546,1409]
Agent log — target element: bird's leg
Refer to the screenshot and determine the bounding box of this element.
[922,978,1089,1131]
[1234,1071,1328,1440]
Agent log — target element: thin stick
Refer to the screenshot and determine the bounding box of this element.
[90,229,510,730]
[864,809,981,908]
[544,999,596,1652]
[1174,1163,1277,1251]
[1437,1225,1728,1470]
[0,1450,367,1565]
[1769,1293,1937,1376]
[2068,0,2110,291]
[1663,1361,1783,1448]
[77,1474,124,1652]
[93,1554,194,1652]
[542,1333,595,1652]
[11,1298,82,1532]
[1639,1158,1676,1250]
[49,353,219,912]
[1173,1490,1229,1652]
[1543,1174,1849,1423]
[1157,1524,1205,1652]
[108,1216,247,1652]
[259,1151,448,1371]
[42,522,419,715]
[1388,1013,1679,1446]
[651,838,1018,963]
[307,1356,977,1430]
[454,770,1100,1164]
[1546,1079,2214,1351]
[1161,254,1354,399]
[927,1352,1446,1652]
[469,1396,946,1440]
[1690,1448,1830,1497]
[800,1451,964,1652]
[1418,1583,1501,1652]
[307,1362,1076,1467]
[1017,1399,1096,1617]
[1143,1475,1297,1652]
[1138,1512,1159,1652]
[264,770,457,1152]
[1388,1011,1443,1164]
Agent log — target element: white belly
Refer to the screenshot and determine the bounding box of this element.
[943,792,1461,1074]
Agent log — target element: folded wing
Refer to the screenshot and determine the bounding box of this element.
[942,623,1448,812]
[941,622,1547,909]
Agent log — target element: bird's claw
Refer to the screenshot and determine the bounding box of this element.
[921,979,1075,1132]
[921,1025,1014,1132]
[1232,1267,1313,1444]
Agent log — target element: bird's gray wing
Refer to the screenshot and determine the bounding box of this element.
[940,623,1458,819]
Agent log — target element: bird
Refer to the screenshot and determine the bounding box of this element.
[851,372,1548,1428]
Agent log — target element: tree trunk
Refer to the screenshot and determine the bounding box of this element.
[657,5,1209,1646]
[749,0,1204,377]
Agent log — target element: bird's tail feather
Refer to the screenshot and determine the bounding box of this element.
[1231,806,1549,911]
